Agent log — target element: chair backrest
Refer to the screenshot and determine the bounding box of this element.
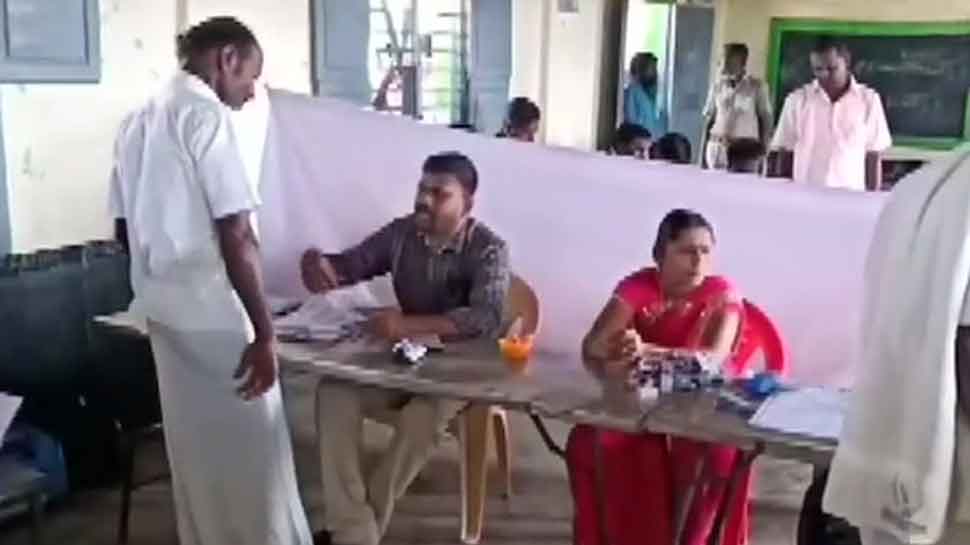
[0,247,88,394]
[501,273,540,337]
[729,299,788,377]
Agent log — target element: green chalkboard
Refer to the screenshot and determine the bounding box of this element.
[767,19,970,150]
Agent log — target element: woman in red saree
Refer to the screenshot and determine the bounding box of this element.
[567,209,748,545]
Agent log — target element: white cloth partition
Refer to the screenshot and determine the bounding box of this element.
[256,90,886,387]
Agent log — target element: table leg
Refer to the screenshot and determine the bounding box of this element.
[706,444,764,545]
[460,404,492,545]
[673,444,710,545]
[593,429,610,545]
[29,491,44,545]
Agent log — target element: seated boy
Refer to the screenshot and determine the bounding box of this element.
[611,122,653,159]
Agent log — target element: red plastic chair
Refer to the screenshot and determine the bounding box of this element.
[681,299,789,545]
[727,299,789,378]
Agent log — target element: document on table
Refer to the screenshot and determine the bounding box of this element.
[749,387,850,440]
[274,286,378,341]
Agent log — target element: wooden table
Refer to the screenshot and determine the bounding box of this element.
[95,312,839,545]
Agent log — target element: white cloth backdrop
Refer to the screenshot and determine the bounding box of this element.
[255,90,886,387]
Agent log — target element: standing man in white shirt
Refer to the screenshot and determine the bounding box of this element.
[701,43,774,170]
[109,17,314,545]
[768,38,892,191]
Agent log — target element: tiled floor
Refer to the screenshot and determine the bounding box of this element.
[0,371,810,544]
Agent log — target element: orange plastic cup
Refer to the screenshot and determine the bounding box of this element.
[498,335,535,372]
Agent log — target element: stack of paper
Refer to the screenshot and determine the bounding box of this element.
[274,286,377,341]
[749,387,850,440]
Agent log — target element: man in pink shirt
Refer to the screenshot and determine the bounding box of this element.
[768,38,892,191]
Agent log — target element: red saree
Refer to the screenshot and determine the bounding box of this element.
[567,268,748,545]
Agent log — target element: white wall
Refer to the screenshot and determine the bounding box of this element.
[509,0,545,102]
[2,0,311,252]
[2,0,176,252]
[511,0,607,150]
[545,1,606,150]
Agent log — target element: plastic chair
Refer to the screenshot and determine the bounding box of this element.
[728,299,789,377]
[458,273,540,544]
[683,299,788,545]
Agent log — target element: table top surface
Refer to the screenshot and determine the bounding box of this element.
[94,312,838,464]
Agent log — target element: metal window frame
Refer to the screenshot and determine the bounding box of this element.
[0,0,101,83]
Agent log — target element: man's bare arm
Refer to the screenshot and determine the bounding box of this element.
[217,212,273,342]
[217,212,276,399]
[865,152,883,192]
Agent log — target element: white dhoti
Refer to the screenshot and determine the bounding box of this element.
[147,320,312,545]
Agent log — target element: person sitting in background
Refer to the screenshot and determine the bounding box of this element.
[701,43,773,170]
[726,138,766,174]
[497,97,541,142]
[611,123,653,159]
[300,152,510,545]
[623,52,668,137]
[567,209,749,545]
[650,133,692,164]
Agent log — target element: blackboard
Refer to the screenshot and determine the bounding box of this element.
[767,19,970,149]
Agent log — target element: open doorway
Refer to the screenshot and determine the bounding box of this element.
[622,1,671,96]
[609,1,714,161]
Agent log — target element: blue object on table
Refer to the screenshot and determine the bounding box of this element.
[744,372,782,399]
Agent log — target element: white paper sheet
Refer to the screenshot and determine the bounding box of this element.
[750,387,850,440]
[274,285,378,340]
[0,393,22,444]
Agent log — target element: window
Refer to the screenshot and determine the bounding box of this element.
[0,0,101,83]
[368,0,469,125]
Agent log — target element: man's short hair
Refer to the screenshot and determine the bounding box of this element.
[630,52,658,73]
[176,16,259,65]
[811,37,851,62]
[724,42,749,62]
[506,97,541,130]
[614,123,653,148]
[423,152,479,195]
[726,138,765,168]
